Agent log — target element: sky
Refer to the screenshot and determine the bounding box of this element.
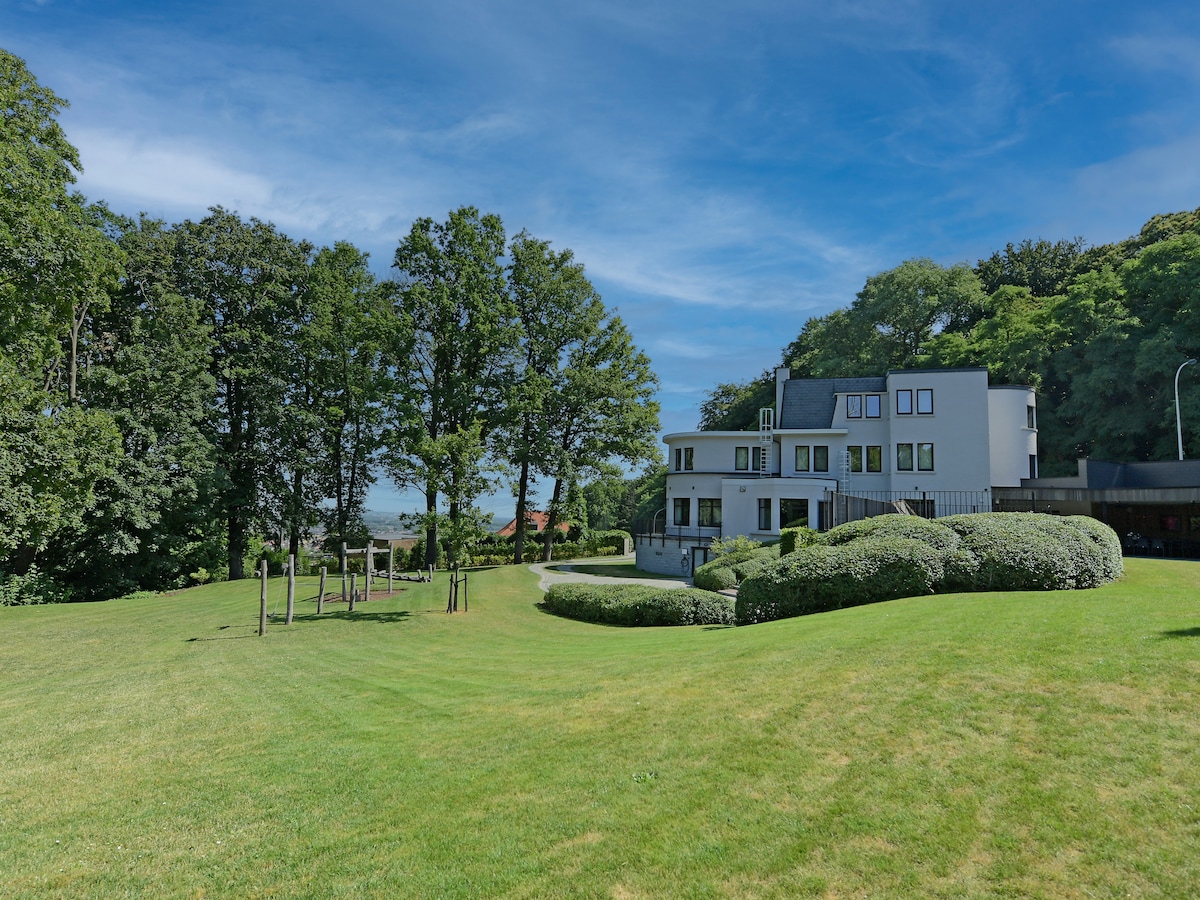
[5,0,1200,519]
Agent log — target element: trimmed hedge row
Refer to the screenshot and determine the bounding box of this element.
[693,545,780,592]
[737,512,1123,625]
[541,583,735,627]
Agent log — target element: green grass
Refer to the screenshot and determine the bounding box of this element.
[2,559,1199,897]
[546,560,680,579]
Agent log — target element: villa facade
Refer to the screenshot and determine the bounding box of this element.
[637,366,1037,575]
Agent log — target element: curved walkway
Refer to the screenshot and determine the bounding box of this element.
[528,555,692,593]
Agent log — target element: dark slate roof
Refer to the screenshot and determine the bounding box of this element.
[778,377,887,429]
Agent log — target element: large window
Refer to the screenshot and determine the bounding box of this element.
[846,394,862,418]
[917,389,933,414]
[683,447,694,471]
[780,499,809,528]
[735,446,749,470]
[896,389,913,415]
[813,445,829,472]
[897,443,914,471]
[795,445,810,472]
[917,442,934,471]
[673,497,690,526]
[848,446,863,473]
[866,394,881,418]
[698,498,722,527]
[866,445,882,473]
[757,498,772,531]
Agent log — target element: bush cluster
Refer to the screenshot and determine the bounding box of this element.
[737,512,1123,625]
[693,545,779,592]
[0,566,71,606]
[779,526,819,555]
[541,583,735,626]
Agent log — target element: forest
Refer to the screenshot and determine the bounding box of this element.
[697,207,1200,478]
[0,49,660,603]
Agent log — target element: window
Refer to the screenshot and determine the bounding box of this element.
[866,445,882,472]
[1027,405,1036,429]
[897,443,914,471]
[848,446,863,472]
[674,448,682,471]
[780,499,809,528]
[917,442,934,471]
[757,498,772,531]
[846,394,862,418]
[673,497,690,526]
[683,447,694,471]
[917,389,933,414]
[813,445,829,472]
[735,446,749,470]
[866,394,881,418]
[897,389,913,415]
[795,445,809,472]
[698,498,722,527]
[752,446,763,471]
[1030,454,1038,479]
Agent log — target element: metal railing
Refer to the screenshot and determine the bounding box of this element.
[822,490,993,528]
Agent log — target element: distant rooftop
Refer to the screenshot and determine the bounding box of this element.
[778,377,886,429]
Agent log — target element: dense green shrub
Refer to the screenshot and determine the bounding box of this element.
[541,583,735,626]
[779,526,819,555]
[938,513,1110,591]
[736,538,945,625]
[693,545,778,592]
[0,566,71,606]
[586,530,632,554]
[821,514,961,553]
[1062,515,1125,583]
[707,535,762,558]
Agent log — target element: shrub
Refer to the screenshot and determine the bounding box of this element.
[541,583,735,626]
[693,545,778,591]
[779,526,819,555]
[694,562,737,592]
[1062,515,1124,583]
[587,530,632,554]
[736,538,945,625]
[708,535,762,558]
[0,566,70,606]
[821,514,961,553]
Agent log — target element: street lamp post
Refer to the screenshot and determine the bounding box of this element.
[1175,358,1197,460]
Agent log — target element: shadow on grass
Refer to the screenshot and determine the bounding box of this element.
[1158,626,1200,639]
[287,609,415,626]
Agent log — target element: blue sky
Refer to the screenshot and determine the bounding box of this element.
[5,0,1200,518]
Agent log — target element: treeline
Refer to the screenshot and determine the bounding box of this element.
[0,50,660,602]
[700,208,1200,474]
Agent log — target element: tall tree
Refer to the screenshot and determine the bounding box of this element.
[387,207,515,568]
[172,208,312,579]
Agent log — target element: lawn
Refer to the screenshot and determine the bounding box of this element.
[1,559,1198,898]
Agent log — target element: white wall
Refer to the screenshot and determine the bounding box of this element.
[988,386,1037,486]
[886,369,991,493]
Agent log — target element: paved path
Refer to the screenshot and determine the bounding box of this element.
[528,555,692,592]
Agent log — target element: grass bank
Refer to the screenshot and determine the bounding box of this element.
[1,559,1198,897]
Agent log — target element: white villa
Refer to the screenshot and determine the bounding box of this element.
[638,366,1037,576]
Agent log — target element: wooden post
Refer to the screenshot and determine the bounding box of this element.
[365,540,372,604]
[446,568,455,613]
[462,571,468,612]
[341,542,348,607]
[259,561,268,636]
[349,572,357,612]
[317,566,327,615]
[388,546,394,594]
[286,553,295,625]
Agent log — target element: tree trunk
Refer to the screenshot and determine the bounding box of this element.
[423,484,438,568]
[513,457,530,565]
[541,477,564,562]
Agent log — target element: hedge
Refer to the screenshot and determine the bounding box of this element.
[541,583,735,626]
[693,545,779,592]
[735,537,946,624]
[779,526,819,555]
[736,512,1124,625]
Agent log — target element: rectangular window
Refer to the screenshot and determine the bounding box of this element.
[918,442,934,471]
[780,499,808,528]
[848,446,863,472]
[757,498,771,531]
[683,447,694,471]
[846,394,862,418]
[866,394,881,418]
[735,446,749,470]
[866,445,882,472]
[673,497,690,526]
[897,443,914,471]
[698,498,722,527]
[1030,454,1038,479]
[814,445,829,472]
[752,446,763,471]
[897,389,913,415]
[917,389,933,414]
[795,445,809,472]
[1027,405,1036,429]
[674,448,682,471]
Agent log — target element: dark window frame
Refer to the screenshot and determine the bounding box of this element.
[698,498,722,527]
[735,446,749,470]
[866,445,882,472]
[846,394,863,418]
[916,389,933,415]
[865,394,881,418]
[673,497,690,526]
[897,443,914,471]
[897,389,913,415]
[813,445,829,472]
[795,445,809,472]
[917,442,934,471]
